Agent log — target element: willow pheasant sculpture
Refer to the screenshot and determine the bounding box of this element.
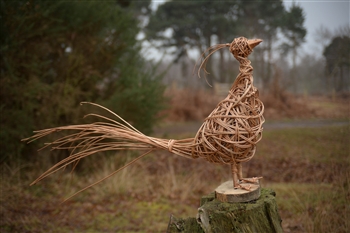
[24,37,264,199]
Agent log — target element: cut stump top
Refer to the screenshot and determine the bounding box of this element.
[215,180,261,203]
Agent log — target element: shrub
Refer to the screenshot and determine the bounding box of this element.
[0,0,165,162]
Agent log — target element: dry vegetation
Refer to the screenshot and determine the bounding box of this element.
[163,87,349,121]
[1,89,349,232]
[161,88,222,122]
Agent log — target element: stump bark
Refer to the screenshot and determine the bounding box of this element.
[167,188,283,233]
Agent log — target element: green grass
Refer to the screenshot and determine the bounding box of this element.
[1,124,349,232]
[269,182,349,233]
[260,125,349,163]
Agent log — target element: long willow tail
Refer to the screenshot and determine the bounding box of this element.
[23,102,196,201]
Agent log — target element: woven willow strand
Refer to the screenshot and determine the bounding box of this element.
[23,37,264,196]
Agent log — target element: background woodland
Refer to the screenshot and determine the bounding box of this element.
[0,1,349,232]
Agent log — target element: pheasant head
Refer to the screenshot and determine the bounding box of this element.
[229,38,262,58]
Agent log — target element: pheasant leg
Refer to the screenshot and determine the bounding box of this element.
[237,163,243,180]
[231,163,240,189]
[231,163,262,191]
[231,163,250,191]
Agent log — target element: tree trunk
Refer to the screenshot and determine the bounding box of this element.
[167,188,283,233]
[219,47,225,83]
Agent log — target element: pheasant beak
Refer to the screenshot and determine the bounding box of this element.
[247,39,263,49]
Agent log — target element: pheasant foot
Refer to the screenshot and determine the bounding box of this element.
[234,177,263,191]
[240,176,263,184]
[234,183,252,191]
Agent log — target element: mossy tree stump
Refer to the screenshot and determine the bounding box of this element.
[167,188,283,233]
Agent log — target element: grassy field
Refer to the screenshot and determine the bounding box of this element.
[1,123,349,232]
[1,93,349,232]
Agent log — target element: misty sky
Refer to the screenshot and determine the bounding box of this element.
[284,0,349,56]
[149,0,349,60]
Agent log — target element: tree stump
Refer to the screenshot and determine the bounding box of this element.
[215,180,261,203]
[167,188,283,233]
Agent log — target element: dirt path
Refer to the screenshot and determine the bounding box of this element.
[154,119,349,136]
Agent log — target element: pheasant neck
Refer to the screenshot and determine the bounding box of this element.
[230,56,254,98]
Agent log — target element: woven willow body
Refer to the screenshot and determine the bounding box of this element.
[192,37,265,165]
[24,37,264,197]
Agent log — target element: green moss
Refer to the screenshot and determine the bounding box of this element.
[200,192,215,206]
[168,216,204,233]
[168,189,283,233]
